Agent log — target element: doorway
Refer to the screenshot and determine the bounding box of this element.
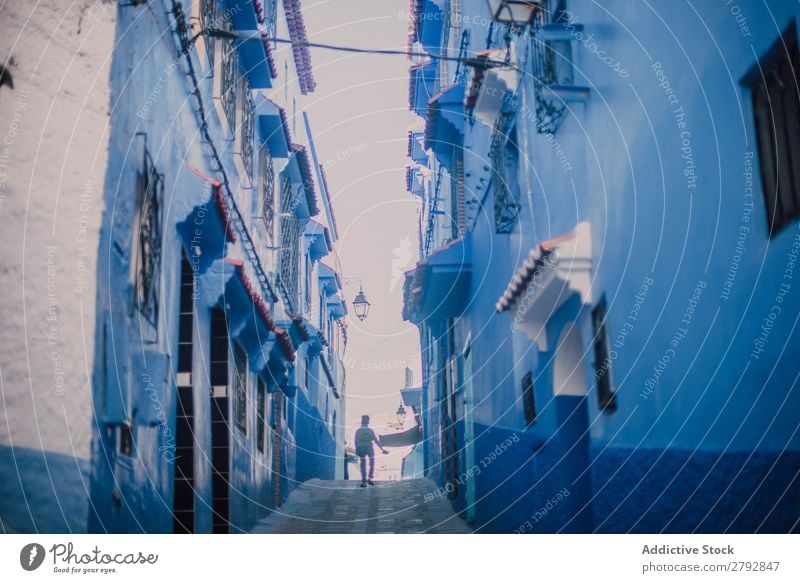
[552,321,593,532]
[173,252,196,533]
[209,306,230,533]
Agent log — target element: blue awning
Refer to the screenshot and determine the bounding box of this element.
[176,194,228,272]
[255,94,291,158]
[401,387,422,409]
[223,0,275,89]
[403,234,472,324]
[379,425,423,448]
[417,0,446,55]
[425,83,465,170]
[200,258,277,370]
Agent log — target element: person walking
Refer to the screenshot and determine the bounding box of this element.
[354,415,387,487]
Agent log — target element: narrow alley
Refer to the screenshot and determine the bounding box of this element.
[252,479,471,534]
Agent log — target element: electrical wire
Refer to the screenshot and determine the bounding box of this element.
[197,28,515,70]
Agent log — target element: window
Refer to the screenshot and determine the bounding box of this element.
[521,371,537,426]
[220,16,238,132]
[240,77,256,183]
[748,23,800,236]
[232,342,248,433]
[531,0,577,133]
[260,148,275,244]
[450,153,465,238]
[591,296,617,412]
[256,377,266,453]
[198,0,216,67]
[491,115,522,233]
[131,147,164,329]
[264,0,278,47]
[119,423,134,456]
[278,172,301,311]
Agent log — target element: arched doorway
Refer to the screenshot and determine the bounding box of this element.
[552,321,593,532]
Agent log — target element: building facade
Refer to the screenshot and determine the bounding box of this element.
[403,0,800,533]
[87,0,346,533]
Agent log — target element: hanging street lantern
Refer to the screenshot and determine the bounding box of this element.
[486,0,543,25]
[352,285,371,321]
[396,404,407,426]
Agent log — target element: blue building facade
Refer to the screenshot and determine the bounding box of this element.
[403,0,800,533]
[88,0,347,533]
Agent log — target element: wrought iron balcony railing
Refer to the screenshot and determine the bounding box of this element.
[529,3,590,133]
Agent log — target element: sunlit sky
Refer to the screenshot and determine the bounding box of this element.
[301,1,422,477]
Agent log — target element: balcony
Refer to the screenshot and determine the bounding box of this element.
[530,13,590,133]
[403,235,472,325]
[424,82,465,172]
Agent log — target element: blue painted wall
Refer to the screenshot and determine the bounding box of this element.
[408,0,800,533]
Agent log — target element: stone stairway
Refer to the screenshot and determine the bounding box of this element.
[251,478,472,534]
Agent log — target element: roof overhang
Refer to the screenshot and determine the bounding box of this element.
[409,61,437,117]
[289,143,320,216]
[304,219,332,260]
[496,221,593,350]
[318,262,342,295]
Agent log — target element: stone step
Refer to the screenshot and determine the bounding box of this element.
[251,478,472,534]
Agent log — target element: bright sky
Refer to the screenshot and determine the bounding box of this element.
[301,1,422,478]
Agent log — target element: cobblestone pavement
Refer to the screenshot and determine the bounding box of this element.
[251,478,472,534]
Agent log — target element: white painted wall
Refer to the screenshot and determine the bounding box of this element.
[0,0,115,532]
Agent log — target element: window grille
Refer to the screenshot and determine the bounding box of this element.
[530,0,576,133]
[200,0,216,66]
[265,0,278,48]
[256,377,266,453]
[522,370,537,426]
[241,78,255,182]
[132,148,164,329]
[491,115,522,233]
[278,173,301,312]
[232,342,248,433]
[260,148,276,244]
[220,19,238,132]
